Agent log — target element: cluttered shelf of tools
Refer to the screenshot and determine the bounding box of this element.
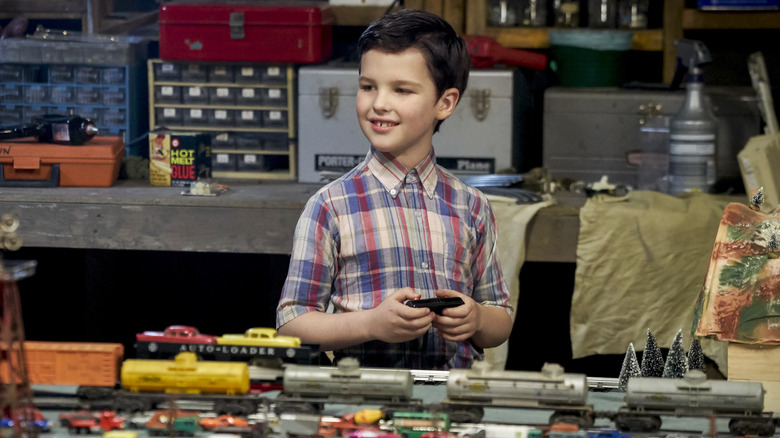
[0,180,582,262]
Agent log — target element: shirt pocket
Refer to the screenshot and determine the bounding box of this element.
[443,237,474,291]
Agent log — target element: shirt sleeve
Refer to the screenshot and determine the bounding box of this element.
[471,195,513,315]
[276,191,339,328]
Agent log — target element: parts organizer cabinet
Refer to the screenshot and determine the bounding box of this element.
[0,63,147,156]
[148,59,296,180]
[297,64,531,183]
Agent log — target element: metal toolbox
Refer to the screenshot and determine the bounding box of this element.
[298,64,530,183]
[543,86,762,188]
[159,1,333,64]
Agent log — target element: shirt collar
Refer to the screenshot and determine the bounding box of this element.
[365,147,439,199]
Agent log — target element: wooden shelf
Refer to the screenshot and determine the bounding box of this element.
[681,8,780,29]
[478,27,663,51]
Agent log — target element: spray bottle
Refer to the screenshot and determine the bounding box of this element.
[668,39,718,195]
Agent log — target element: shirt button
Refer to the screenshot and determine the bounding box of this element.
[390,189,398,197]
[415,211,422,218]
[421,262,429,269]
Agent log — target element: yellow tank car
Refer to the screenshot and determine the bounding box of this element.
[216,327,301,347]
[121,352,250,394]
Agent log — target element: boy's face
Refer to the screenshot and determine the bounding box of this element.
[357,48,459,169]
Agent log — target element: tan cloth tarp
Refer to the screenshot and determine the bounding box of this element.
[570,190,732,373]
[484,195,556,371]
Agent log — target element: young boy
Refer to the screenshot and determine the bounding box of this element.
[276,9,513,369]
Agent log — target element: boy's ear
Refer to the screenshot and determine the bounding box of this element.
[436,88,460,120]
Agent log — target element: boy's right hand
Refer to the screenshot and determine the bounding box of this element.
[369,287,435,344]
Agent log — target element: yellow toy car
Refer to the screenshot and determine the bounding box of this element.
[216,328,301,347]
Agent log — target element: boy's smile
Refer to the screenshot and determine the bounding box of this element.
[357,48,458,170]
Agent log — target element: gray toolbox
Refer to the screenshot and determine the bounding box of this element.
[543,86,762,188]
[298,64,531,183]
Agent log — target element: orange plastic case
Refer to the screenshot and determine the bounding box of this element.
[0,341,124,387]
[0,136,124,187]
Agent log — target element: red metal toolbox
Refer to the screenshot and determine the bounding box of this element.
[0,136,124,187]
[159,1,333,64]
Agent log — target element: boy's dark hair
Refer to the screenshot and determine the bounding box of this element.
[357,9,471,132]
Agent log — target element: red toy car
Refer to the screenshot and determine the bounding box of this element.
[135,325,217,344]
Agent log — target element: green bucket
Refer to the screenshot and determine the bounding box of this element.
[549,30,633,87]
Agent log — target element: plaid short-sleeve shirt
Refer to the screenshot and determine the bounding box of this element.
[276,147,511,369]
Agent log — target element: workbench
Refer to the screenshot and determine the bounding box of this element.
[0,180,582,262]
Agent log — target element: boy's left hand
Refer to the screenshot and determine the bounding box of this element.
[430,289,481,342]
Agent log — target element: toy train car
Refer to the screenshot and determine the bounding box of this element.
[443,362,592,425]
[1,341,124,387]
[616,370,775,436]
[113,352,262,415]
[278,358,416,411]
[121,351,250,394]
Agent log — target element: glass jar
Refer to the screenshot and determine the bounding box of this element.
[553,0,580,27]
[589,0,617,28]
[489,0,519,26]
[618,0,649,28]
[521,0,548,26]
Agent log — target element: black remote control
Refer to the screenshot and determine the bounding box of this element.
[405,297,464,314]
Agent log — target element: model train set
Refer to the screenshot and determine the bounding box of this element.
[7,329,778,437]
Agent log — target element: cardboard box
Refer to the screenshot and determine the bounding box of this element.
[728,343,780,412]
[0,136,124,187]
[159,1,333,64]
[738,133,780,206]
[149,131,211,187]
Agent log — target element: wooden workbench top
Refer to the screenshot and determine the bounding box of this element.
[0,180,582,261]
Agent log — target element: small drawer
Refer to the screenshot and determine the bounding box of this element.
[155,107,182,125]
[154,62,181,81]
[234,66,262,83]
[183,108,209,126]
[262,109,288,128]
[23,106,52,123]
[155,85,182,104]
[181,63,208,82]
[102,87,126,106]
[236,109,261,127]
[50,86,75,105]
[212,152,238,171]
[101,67,126,85]
[0,84,23,103]
[209,65,234,83]
[182,86,208,104]
[75,87,101,105]
[235,133,263,149]
[102,108,127,126]
[0,64,24,82]
[209,109,235,126]
[75,66,101,84]
[24,85,49,104]
[78,107,103,126]
[237,153,265,171]
[262,134,289,151]
[260,65,287,84]
[261,87,287,106]
[0,105,24,126]
[208,86,236,105]
[211,132,237,149]
[235,87,263,105]
[49,65,75,83]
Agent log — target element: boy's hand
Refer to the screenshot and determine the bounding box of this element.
[369,287,436,344]
[430,289,481,342]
